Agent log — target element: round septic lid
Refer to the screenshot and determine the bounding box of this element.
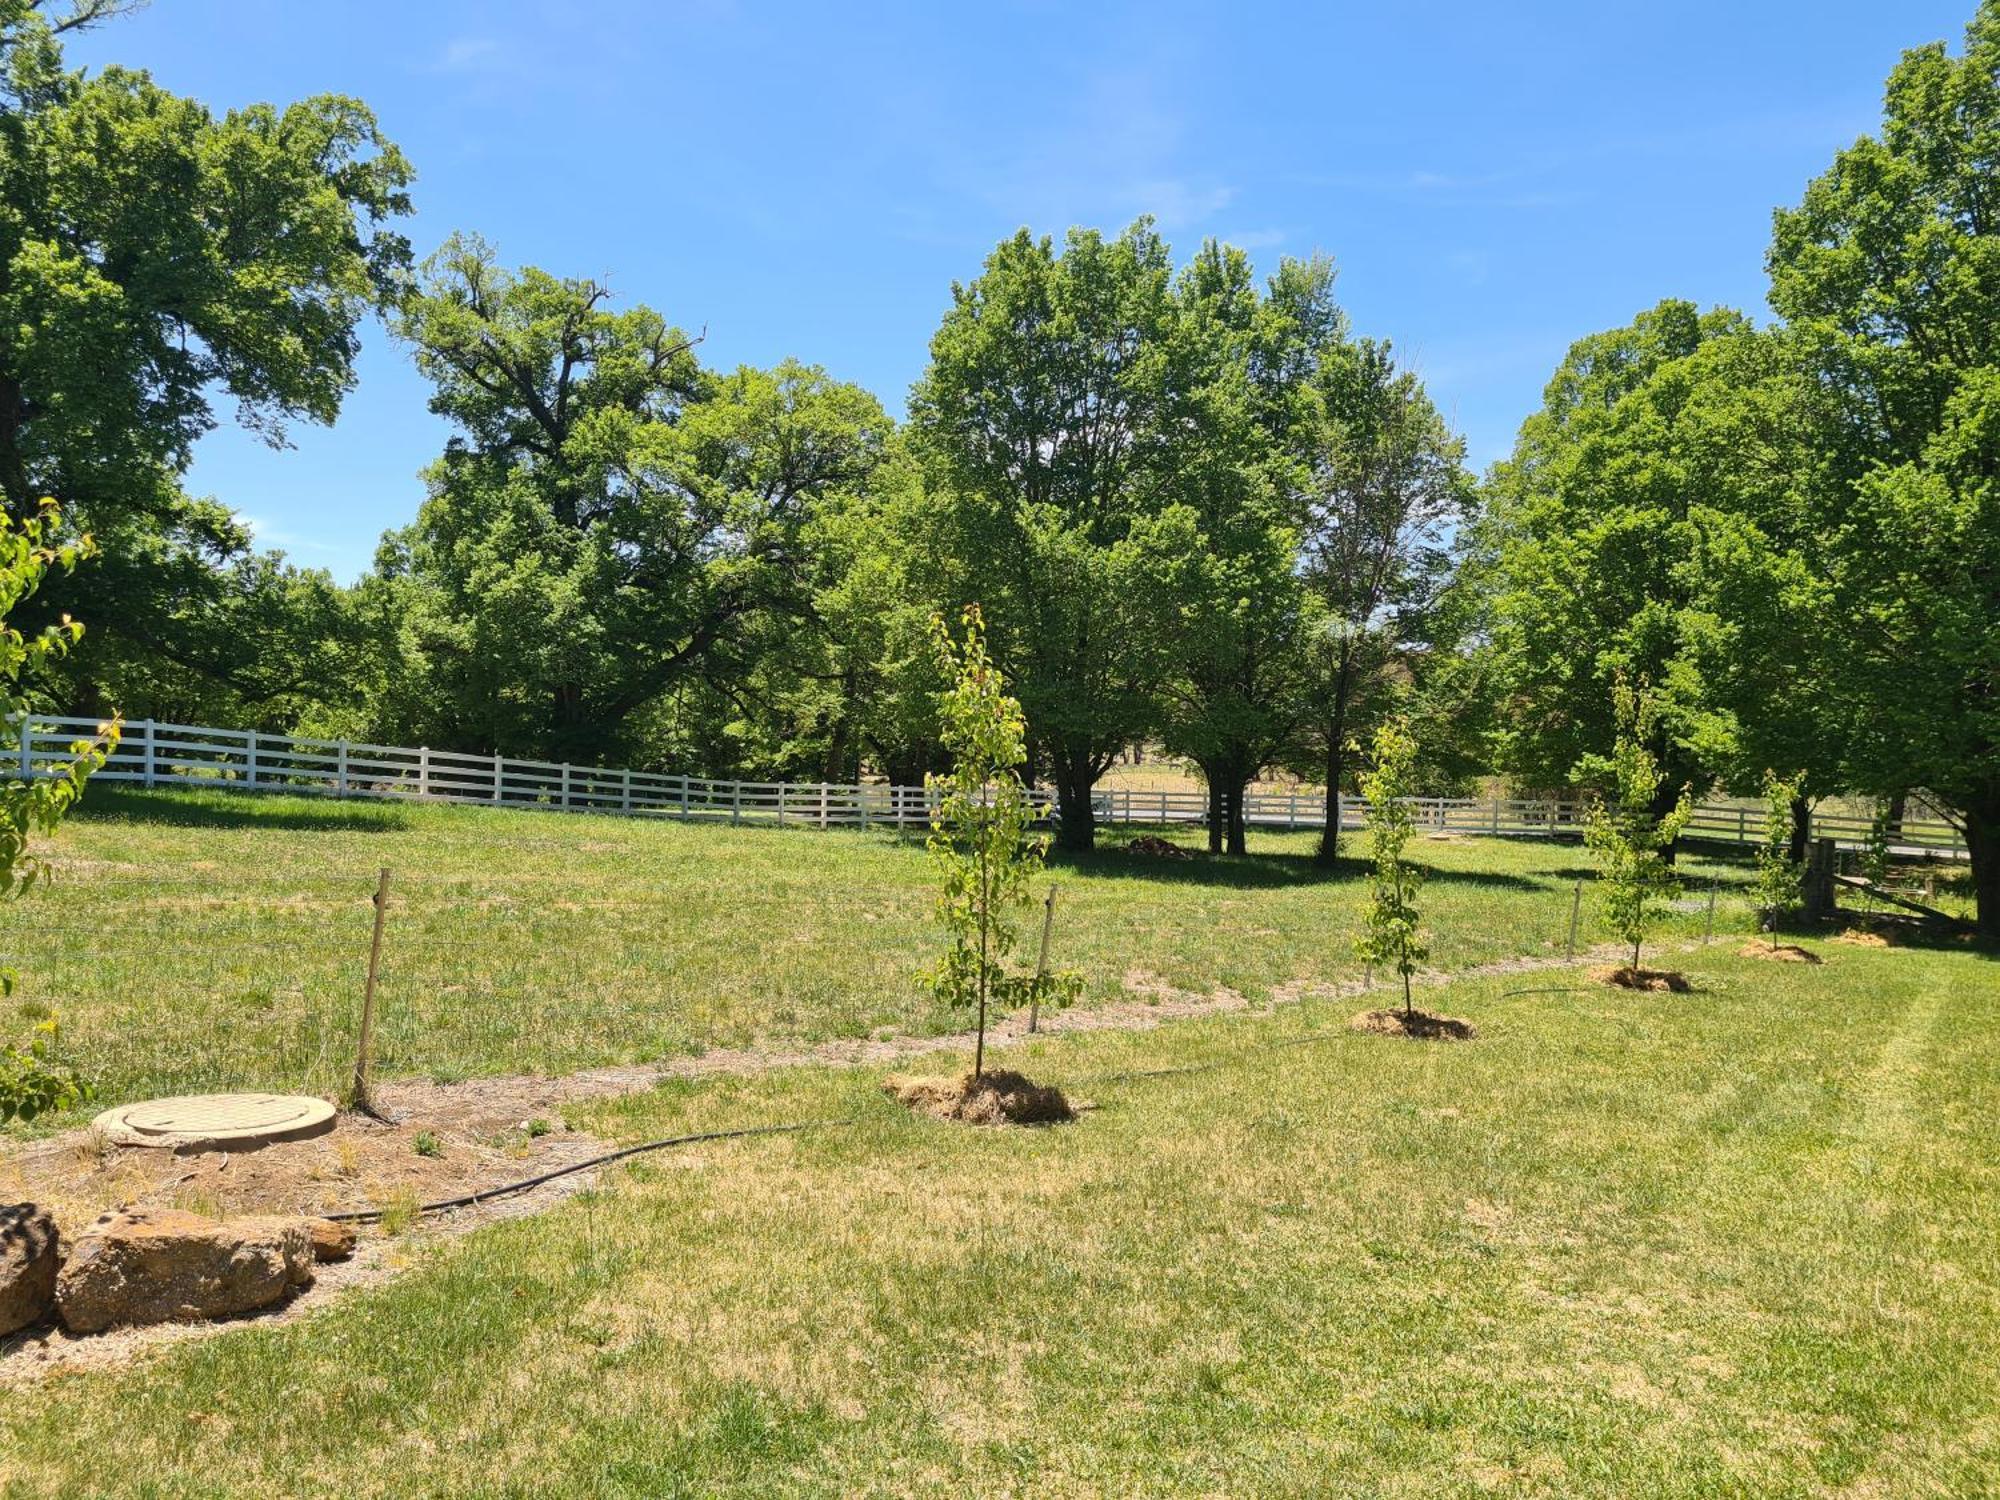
[94,1092,337,1151]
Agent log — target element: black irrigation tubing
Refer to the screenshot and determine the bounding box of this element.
[321,1116,858,1224]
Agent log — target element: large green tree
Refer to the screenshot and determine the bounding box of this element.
[1292,334,1472,862]
[0,0,411,709]
[1768,0,2000,934]
[1147,242,1316,855]
[909,223,1183,851]
[387,236,891,764]
[1480,303,1837,828]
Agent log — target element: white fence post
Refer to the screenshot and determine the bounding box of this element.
[419,746,431,799]
[336,741,350,797]
[559,762,570,810]
[621,768,632,813]
[819,783,830,830]
[493,752,504,802]
[246,730,259,788]
[16,715,29,777]
[680,777,691,820]
[142,719,158,787]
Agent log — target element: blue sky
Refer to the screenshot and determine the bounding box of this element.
[70,0,1974,582]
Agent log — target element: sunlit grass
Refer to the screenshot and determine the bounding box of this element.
[3,939,1995,1495]
[0,784,1761,1129]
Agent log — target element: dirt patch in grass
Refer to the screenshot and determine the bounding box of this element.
[1347,1009,1477,1040]
[1592,965,1693,993]
[1737,942,1822,964]
[1836,929,1893,948]
[882,1070,1075,1126]
[0,1074,628,1243]
[1123,834,1193,860]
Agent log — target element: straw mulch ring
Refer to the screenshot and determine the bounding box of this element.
[1835,927,1895,948]
[882,1070,1075,1126]
[1738,941,1822,964]
[1348,1008,1477,1041]
[1593,965,1693,993]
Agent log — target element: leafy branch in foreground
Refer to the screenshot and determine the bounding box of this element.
[1583,681,1692,974]
[921,605,1079,1079]
[1354,719,1429,1016]
[1,500,119,1121]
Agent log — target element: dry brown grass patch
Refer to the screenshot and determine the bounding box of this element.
[881,1070,1075,1126]
[1835,928,1895,948]
[1592,965,1693,993]
[1737,942,1823,964]
[1347,1009,1477,1040]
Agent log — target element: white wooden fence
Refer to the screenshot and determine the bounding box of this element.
[14,715,1970,859]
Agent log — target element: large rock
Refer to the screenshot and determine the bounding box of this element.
[0,1202,61,1337]
[55,1208,314,1334]
[304,1217,356,1263]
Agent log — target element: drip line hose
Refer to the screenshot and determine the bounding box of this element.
[321,1117,857,1224]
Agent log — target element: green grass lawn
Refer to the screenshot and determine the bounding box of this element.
[0,785,1764,1129]
[4,938,1996,1496]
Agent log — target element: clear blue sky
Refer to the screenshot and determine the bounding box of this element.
[69,0,1974,582]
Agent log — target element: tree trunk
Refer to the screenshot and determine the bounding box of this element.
[1317,655,1354,866]
[1786,794,1813,865]
[1204,772,1224,855]
[1966,804,2000,942]
[1886,792,1907,835]
[1053,749,1097,853]
[1226,776,1248,855]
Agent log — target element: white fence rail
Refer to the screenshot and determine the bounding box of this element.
[14,715,1969,859]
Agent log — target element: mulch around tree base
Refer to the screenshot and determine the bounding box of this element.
[881,1070,1075,1125]
[1347,1009,1477,1040]
[1592,965,1693,993]
[1835,928,1895,948]
[1738,941,1823,964]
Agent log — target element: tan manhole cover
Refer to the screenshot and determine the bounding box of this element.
[93,1093,337,1151]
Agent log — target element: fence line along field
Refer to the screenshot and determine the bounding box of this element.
[0,784,1783,1129]
[17,714,1975,858]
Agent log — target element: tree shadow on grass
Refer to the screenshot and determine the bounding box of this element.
[74,784,416,834]
[1047,842,1548,893]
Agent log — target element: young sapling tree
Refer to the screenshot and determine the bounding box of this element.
[923,605,1079,1079]
[1751,770,1805,948]
[1858,799,1894,923]
[1,501,119,1123]
[1354,720,1428,1017]
[1583,683,1692,975]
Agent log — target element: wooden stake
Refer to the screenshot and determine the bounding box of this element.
[352,867,391,1118]
[1028,885,1058,1034]
[1565,880,1583,958]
